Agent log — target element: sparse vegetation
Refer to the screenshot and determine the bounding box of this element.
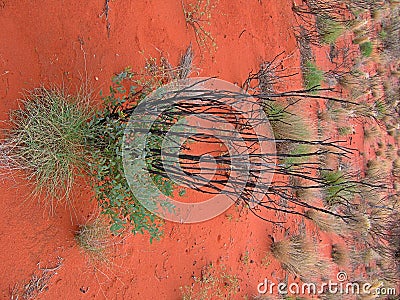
[9,257,63,300]
[182,0,217,54]
[180,263,240,300]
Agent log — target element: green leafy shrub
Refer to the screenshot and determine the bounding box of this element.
[88,72,165,241]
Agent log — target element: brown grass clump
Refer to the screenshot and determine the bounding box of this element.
[350,248,376,267]
[270,234,321,279]
[392,158,400,178]
[365,159,392,182]
[75,217,112,263]
[305,209,343,234]
[363,125,381,142]
[347,213,371,237]
[331,244,348,266]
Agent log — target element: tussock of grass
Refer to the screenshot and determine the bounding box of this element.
[0,87,94,204]
[264,101,315,166]
[293,179,321,203]
[350,248,376,266]
[337,126,353,136]
[363,125,380,142]
[303,61,324,92]
[316,16,346,44]
[347,213,371,237]
[305,209,343,234]
[392,159,400,178]
[75,218,111,262]
[360,41,373,57]
[331,243,348,266]
[321,170,356,207]
[270,234,322,279]
[365,159,392,182]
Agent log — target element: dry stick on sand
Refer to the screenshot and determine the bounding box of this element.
[100,0,111,38]
[11,257,63,300]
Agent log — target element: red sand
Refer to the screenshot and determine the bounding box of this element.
[0,1,373,299]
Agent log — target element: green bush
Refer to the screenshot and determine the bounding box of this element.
[88,71,165,241]
[359,41,373,57]
[1,73,168,241]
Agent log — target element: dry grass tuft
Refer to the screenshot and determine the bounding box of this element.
[365,159,392,183]
[305,209,344,234]
[75,217,112,263]
[392,158,400,178]
[270,234,323,280]
[331,243,348,266]
[347,213,371,237]
[363,125,381,142]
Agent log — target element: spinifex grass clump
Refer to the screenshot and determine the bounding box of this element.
[363,125,380,142]
[270,234,320,279]
[305,209,343,234]
[264,101,314,167]
[1,87,94,204]
[321,170,357,207]
[303,61,324,92]
[316,16,346,44]
[359,41,373,57]
[75,217,111,262]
